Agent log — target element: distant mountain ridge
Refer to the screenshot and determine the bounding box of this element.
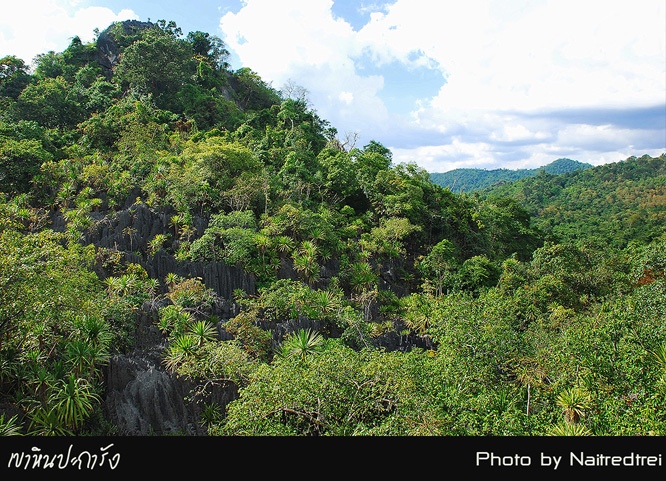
[480,153,666,249]
[430,158,594,193]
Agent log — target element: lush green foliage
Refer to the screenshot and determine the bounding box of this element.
[0,226,122,434]
[0,18,664,436]
[218,340,444,435]
[430,158,593,193]
[482,154,666,248]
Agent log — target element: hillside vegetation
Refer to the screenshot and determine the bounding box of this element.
[0,20,665,436]
[481,154,666,249]
[430,158,593,193]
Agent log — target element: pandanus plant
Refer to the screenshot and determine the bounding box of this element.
[49,374,101,432]
[278,328,324,362]
[188,319,217,347]
[556,386,592,424]
[163,334,199,372]
[293,240,321,285]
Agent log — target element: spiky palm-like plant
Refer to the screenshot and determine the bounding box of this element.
[308,227,325,244]
[298,240,318,258]
[400,294,430,334]
[170,214,181,236]
[75,314,112,350]
[65,339,94,378]
[71,316,111,380]
[200,401,223,427]
[0,414,22,436]
[117,273,139,297]
[188,320,217,347]
[310,290,341,319]
[144,278,160,299]
[349,262,377,293]
[548,421,592,436]
[278,328,324,362]
[293,254,320,285]
[164,334,199,372]
[49,374,101,431]
[27,363,55,408]
[165,272,181,289]
[158,304,193,337]
[274,235,294,256]
[148,233,167,254]
[103,276,121,296]
[255,234,271,265]
[28,407,73,436]
[556,386,592,424]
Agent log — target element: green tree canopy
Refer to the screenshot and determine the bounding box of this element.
[0,56,31,100]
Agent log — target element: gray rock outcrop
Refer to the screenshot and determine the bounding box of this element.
[105,352,198,435]
[72,199,256,300]
[95,20,155,78]
[103,307,239,436]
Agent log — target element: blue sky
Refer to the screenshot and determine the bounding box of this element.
[1,0,664,173]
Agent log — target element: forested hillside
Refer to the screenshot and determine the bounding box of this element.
[0,20,665,437]
[481,154,666,249]
[430,158,593,193]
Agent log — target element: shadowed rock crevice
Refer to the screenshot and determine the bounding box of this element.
[53,198,258,300]
[95,20,156,79]
[103,307,240,436]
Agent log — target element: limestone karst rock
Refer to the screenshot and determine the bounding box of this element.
[95,20,155,79]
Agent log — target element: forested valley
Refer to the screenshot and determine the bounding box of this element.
[1,19,665,437]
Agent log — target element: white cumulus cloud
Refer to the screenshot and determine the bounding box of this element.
[219,0,664,172]
[0,0,138,64]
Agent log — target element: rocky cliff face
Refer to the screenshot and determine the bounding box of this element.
[103,307,239,435]
[49,199,255,435]
[105,350,202,435]
[48,192,430,434]
[95,20,155,79]
[63,197,257,300]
